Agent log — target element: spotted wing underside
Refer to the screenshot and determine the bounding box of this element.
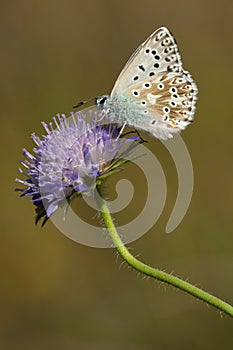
[124,71,198,139]
[111,27,183,96]
[110,27,198,139]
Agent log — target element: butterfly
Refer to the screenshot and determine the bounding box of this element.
[75,27,198,140]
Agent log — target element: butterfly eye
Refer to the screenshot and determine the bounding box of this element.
[133,76,139,81]
[145,48,150,54]
[141,101,147,105]
[95,96,108,106]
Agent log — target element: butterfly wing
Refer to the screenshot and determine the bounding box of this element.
[123,71,198,139]
[109,26,198,139]
[111,27,183,96]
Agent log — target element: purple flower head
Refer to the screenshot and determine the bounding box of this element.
[16,112,140,225]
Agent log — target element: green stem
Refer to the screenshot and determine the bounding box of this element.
[96,185,233,318]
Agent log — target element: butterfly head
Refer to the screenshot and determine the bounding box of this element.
[95,95,110,109]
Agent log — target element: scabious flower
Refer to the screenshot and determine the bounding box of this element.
[16,112,139,225]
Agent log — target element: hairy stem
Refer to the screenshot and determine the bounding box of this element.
[96,185,233,318]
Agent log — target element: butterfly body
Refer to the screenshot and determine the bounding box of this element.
[94,27,198,140]
[98,94,146,122]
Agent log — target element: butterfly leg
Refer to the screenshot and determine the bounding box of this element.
[133,129,147,143]
[116,122,127,141]
[121,128,147,143]
[95,108,111,123]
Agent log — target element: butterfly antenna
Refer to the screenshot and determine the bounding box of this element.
[73,97,95,109]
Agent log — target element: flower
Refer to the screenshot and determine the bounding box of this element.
[16,112,139,225]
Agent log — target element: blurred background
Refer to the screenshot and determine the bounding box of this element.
[1,0,233,349]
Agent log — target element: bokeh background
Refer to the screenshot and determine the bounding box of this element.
[1,0,233,349]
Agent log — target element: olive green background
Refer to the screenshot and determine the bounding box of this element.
[1,0,233,349]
